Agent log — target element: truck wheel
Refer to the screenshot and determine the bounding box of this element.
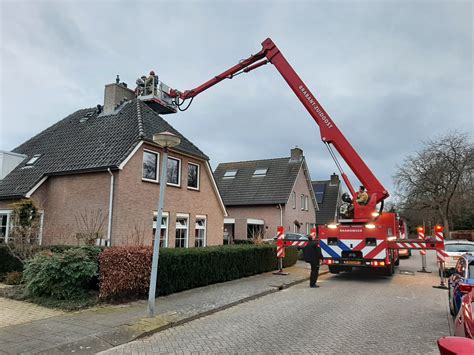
[381,262,395,276]
[329,265,341,274]
[394,257,400,266]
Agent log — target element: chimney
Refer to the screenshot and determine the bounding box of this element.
[330,172,339,186]
[103,76,135,115]
[290,147,303,162]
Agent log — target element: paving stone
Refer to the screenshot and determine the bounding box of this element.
[102,253,448,354]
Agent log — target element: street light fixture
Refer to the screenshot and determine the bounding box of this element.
[147,131,181,317]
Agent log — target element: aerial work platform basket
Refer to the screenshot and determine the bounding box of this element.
[136,75,177,114]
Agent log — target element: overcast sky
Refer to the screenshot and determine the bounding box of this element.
[0,0,472,198]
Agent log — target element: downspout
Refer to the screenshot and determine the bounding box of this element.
[107,168,115,246]
[278,204,283,226]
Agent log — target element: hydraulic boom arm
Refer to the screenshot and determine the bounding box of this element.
[169,38,389,221]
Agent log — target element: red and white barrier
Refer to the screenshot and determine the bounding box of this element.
[276,226,285,258]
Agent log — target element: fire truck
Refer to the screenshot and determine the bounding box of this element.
[144,38,442,276]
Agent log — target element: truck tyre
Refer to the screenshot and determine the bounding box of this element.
[394,257,400,266]
[381,261,395,276]
[329,265,341,274]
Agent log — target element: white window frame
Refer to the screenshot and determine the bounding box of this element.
[167,156,181,187]
[25,154,42,166]
[301,194,305,211]
[142,149,160,183]
[292,191,296,209]
[252,168,268,177]
[0,209,43,245]
[305,196,309,211]
[187,162,200,191]
[223,169,238,179]
[175,213,189,248]
[195,215,207,247]
[153,211,169,247]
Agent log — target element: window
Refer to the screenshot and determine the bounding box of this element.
[0,213,10,244]
[175,215,189,248]
[314,184,326,204]
[252,168,268,177]
[305,196,309,211]
[223,169,238,178]
[152,211,169,247]
[292,192,296,209]
[167,157,181,186]
[195,216,206,247]
[143,150,159,182]
[188,163,200,190]
[25,154,42,166]
[0,210,43,245]
[301,194,305,210]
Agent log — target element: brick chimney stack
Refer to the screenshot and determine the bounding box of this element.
[330,173,339,186]
[103,77,135,115]
[290,147,303,162]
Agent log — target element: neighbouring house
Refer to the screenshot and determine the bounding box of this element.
[312,173,342,225]
[0,78,227,248]
[214,148,318,242]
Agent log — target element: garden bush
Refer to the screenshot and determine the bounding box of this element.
[23,247,99,299]
[4,271,23,285]
[0,246,23,277]
[99,244,298,301]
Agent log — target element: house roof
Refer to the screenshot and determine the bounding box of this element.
[214,157,305,206]
[0,99,208,199]
[312,178,341,225]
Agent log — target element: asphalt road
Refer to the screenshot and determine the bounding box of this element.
[104,252,450,354]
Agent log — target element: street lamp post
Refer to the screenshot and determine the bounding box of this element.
[147,131,181,317]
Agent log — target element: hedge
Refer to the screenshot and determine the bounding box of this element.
[0,245,102,279]
[23,247,99,299]
[99,244,298,301]
[0,246,22,276]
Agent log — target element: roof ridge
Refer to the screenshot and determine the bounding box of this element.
[136,100,145,138]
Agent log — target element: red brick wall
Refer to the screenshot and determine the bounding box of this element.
[283,167,316,233]
[112,142,225,247]
[1,143,225,247]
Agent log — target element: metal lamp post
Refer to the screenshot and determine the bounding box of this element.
[148,131,181,317]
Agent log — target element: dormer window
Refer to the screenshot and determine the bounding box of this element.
[252,168,268,177]
[25,154,42,166]
[223,169,238,179]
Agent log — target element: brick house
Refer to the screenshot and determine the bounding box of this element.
[0,80,227,248]
[312,173,342,225]
[214,148,318,242]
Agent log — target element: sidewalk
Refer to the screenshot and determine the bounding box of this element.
[0,262,326,354]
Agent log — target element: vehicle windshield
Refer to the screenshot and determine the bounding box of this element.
[445,244,474,253]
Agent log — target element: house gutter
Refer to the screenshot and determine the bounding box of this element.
[278,204,283,226]
[107,168,115,246]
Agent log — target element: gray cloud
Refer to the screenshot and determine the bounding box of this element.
[1,0,472,199]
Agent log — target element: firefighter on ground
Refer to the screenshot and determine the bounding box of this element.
[303,235,323,288]
[356,185,369,205]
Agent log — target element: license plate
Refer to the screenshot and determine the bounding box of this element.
[346,260,361,265]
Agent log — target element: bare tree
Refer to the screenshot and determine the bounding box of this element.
[7,200,41,263]
[74,209,106,245]
[394,131,474,235]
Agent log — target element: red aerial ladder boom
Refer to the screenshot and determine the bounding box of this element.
[170,38,389,222]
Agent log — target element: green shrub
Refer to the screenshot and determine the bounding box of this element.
[0,246,23,276]
[23,247,98,299]
[99,244,298,301]
[4,271,23,285]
